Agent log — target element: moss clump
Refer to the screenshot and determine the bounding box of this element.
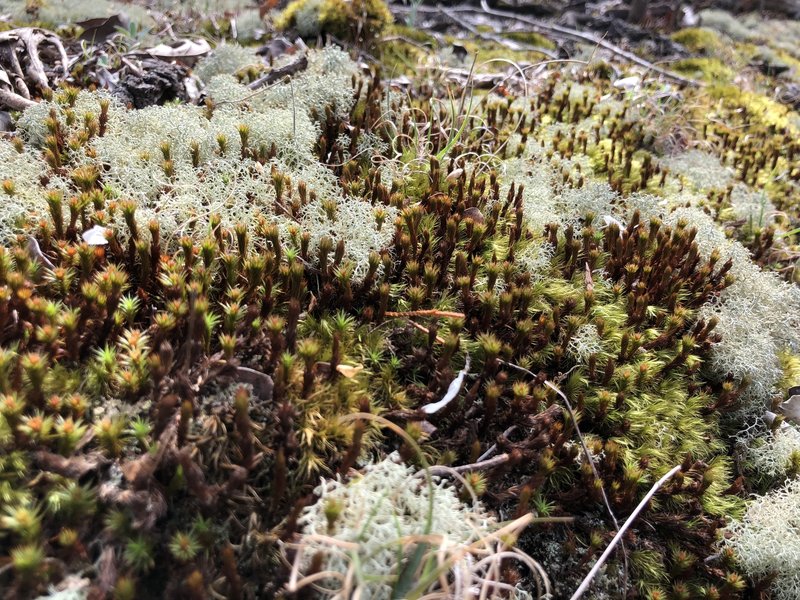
[671,27,724,54]
[504,30,557,50]
[274,0,392,44]
[672,57,734,82]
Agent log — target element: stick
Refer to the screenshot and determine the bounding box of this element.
[385,309,465,319]
[477,0,699,87]
[391,2,700,88]
[500,359,629,593]
[569,464,683,600]
[248,54,308,90]
[439,7,558,60]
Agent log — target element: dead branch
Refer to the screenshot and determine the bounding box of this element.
[477,0,699,87]
[439,7,559,60]
[0,27,69,110]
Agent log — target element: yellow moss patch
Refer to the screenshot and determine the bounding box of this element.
[709,85,798,133]
[504,31,557,50]
[671,27,723,54]
[275,0,392,42]
[779,351,800,393]
[672,58,734,82]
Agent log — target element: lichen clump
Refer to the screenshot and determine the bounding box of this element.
[0,7,798,598]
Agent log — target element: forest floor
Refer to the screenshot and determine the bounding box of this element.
[0,1,799,599]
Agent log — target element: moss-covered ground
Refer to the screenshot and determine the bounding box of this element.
[0,1,798,599]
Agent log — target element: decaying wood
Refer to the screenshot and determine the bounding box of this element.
[248,54,309,90]
[0,27,69,110]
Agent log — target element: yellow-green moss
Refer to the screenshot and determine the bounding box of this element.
[672,58,734,82]
[709,85,798,132]
[779,351,800,393]
[671,27,724,54]
[504,31,557,50]
[387,23,436,45]
[275,0,392,43]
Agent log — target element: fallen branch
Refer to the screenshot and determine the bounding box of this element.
[0,27,69,110]
[248,54,308,90]
[392,2,699,88]
[439,7,558,60]
[477,0,699,87]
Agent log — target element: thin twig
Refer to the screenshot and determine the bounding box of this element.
[477,425,517,461]
[385,309,465,319]
[500,359,630,594]
[569,464,683,600]
[440,7,558,60]
[477,0,699,87]
[427,453,510,474]
[392,2,700,87]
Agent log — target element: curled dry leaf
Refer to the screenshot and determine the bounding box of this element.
[778,394,800,424]
[336,363,364,378]
[145,39,212,63]
[421,355,471,415]
[33,450,108,478]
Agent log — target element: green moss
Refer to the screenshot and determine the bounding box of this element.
[671,27,724,54]
[504,30,557,50]
[387,23,436,45]
[275,0,392,43]
[672,58,734,82]
[708,84,798,132]
[778,351,800,393]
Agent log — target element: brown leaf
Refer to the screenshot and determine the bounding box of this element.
[98,484,166,530]
[235,366,274,403]
[33,450,107,478]
[121,418,177,489]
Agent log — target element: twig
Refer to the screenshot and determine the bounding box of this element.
[406,320,446,344]
[439,7,558,60]
[427,452,510,474]
[569,464,683,600]
[500,359,629,593]
[385,309,465,319]
[0,82,36,109]
[248,54,308,90]
[392,2,699,87]
[477,425,517,461]
[477,0,699,87]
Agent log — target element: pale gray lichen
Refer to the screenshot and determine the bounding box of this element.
[728,182,774,226]
[10,47,391,282]
[567,324,604,364]
[661,207,800,419]
[742,423,800,479]
[296,453,497,599]
[722,477,800,600]
[660,149,734,191]
[194,43,261,83]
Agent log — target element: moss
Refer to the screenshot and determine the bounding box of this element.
[386,23,436,45]
[708,85,798,132]
[504,30,557,50]
[274,0,392,44]
[779,351,800,393]
[672,57,734,82]
[671,27,724,54]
